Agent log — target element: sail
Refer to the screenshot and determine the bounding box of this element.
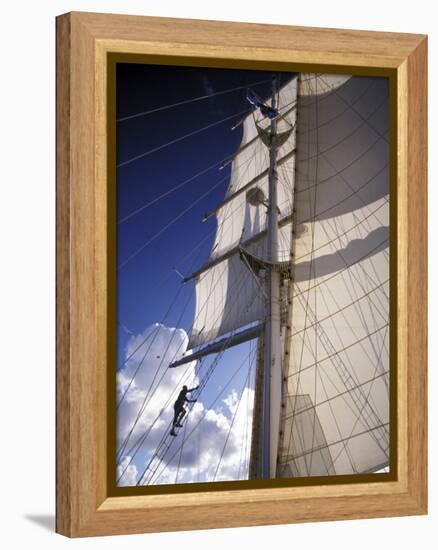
[189,78,297,348]
[278,74,390,477]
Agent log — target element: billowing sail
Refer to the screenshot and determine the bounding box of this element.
[189,79,297,348]
[278,74,390,477]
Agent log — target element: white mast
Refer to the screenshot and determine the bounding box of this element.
[261,75,283,479]
[180,75,297,479]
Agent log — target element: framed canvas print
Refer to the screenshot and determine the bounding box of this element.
[56,12,427,537]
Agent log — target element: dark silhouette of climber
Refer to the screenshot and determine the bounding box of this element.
[170,385,199,436]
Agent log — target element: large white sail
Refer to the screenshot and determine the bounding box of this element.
[189,79,297,348]
[278,74,390,477]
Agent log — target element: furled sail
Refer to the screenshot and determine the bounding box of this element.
[278,74,390,477]
[189,78,297,348]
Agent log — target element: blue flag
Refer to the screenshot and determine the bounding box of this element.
[246,89,279,119]
[246,89,262,108]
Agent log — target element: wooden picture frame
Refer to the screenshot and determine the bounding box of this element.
[56,11,427,537]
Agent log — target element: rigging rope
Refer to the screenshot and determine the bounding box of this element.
[136,280,261,486]
[116,282,191,410]
[175,415,189,484]
[285,72,320,474]
[117,140,263,272]
[115,226,212,407]
[280,74,390,475]
[117,71,391,481]
[117,78,271,122]
[117,125,268,334]
[145,286,261,486]
[317,74,389,144]
[144,342,258,486]
[213,367,251,481]
[117,256,257,475]
[118,119,267,226]
[117,107,252,168]
[329,325,390,467]
[117,173,230,270]
[116,287,195,459]
[118,157,226,224]
[116,360,199,480]
[115,224,214,410]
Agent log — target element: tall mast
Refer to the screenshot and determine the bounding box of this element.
[261,75,283,479]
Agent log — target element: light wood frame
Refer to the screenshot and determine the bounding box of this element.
[56,11,428,537]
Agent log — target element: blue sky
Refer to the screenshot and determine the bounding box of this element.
[116,63,279,344]
[115,62,294,485]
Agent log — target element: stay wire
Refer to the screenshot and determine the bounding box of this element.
[118,101,280,224]
[117,107,252,168]
[117,145,263,329]
[213,366,251,481]
[118,254,254,471]
[117,173,230,270]
[147,342,258,485]
[116,286,195,458]
[117,78,271,122]
[144,282,261,486]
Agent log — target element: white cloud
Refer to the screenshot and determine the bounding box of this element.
[139,385,255,486]
[116,323,197,451]
[116,323,255,487]
[116,456,138,487]
[223,389,239,416]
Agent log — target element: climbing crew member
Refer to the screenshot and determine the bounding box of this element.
[170,385,199,436]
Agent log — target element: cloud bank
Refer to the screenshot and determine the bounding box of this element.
[116,323,254,486]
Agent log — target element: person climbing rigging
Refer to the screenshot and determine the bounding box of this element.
[170,385,199,436]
